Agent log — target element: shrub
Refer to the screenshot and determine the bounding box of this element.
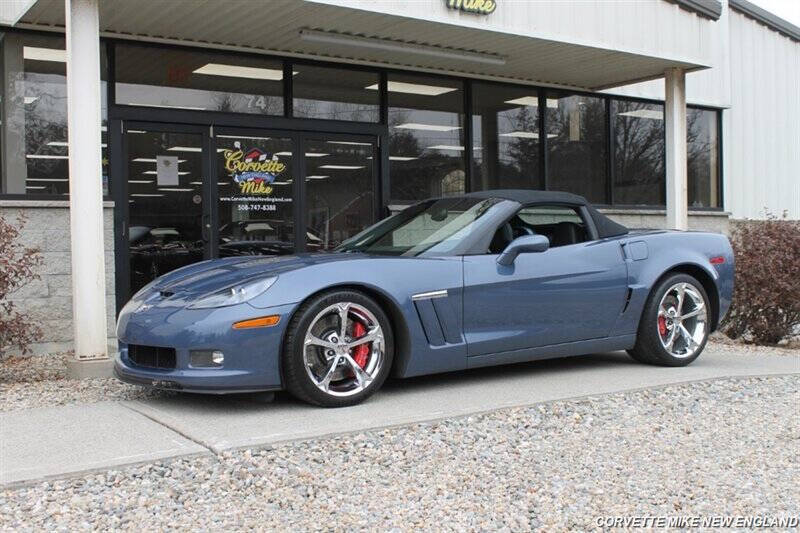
[722,212,800,345]
[0,213,43,358]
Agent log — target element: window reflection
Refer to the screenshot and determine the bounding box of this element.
[688,108,719,208]
[0,32,108,196]
[388,74,465,203]
[612,100,665,206]
[292,65,378,122]
[115,43,283,115]
[305,139,374,250]
[127,131,204,293]
[471,83,542,191]
[546,93,607,203]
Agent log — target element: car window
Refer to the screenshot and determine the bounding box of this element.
[337,197,501,256]
[487,205,590,253]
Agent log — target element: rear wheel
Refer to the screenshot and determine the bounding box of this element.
[282,290,393,407]
[627,273,710,366]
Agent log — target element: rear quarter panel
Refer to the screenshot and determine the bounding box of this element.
[610,231,734,337]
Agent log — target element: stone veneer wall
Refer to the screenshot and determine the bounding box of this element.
[0,200,116,356]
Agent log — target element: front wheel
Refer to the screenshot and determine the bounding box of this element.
[628,273,710,366]
[282,290,394,407]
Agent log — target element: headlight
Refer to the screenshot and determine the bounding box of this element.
[188,277,277,309]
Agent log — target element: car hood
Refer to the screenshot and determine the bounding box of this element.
[135,253,364,304]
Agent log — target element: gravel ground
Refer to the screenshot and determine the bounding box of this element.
[1,375,797,531]
[2,340,796,412]
[0,353,175,411]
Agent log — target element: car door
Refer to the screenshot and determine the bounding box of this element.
[462,204,629,357]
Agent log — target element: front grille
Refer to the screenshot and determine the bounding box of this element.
[128,345,176,369]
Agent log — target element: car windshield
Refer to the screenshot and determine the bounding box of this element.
[337,197,501,256]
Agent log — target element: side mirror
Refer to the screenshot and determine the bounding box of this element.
[496,234,549,266]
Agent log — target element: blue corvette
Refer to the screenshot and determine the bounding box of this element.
[115,190,734,407]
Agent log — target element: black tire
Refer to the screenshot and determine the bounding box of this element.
[282,289,394,407]
[627,273,711,367]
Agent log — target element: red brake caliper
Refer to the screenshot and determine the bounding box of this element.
[351,320,370,368]
[658,315,667,336]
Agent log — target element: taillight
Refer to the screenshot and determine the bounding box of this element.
[710,256,725,265]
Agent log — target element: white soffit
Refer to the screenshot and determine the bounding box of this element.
[14,0,712,91]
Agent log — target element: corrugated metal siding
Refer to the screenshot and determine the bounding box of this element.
[725,9,800,219]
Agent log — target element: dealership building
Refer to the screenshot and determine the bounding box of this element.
[0,0,797,371]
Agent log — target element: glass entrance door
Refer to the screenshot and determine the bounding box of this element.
[122,126,210,296]
[215,133,297,257]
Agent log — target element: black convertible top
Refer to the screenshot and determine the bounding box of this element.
[464,189,629,239]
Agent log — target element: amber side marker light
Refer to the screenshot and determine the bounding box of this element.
[233,315,281,329]
[710,256,725,265]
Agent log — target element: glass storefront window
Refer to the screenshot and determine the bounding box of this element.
[612,99,665,206]
[292,65,379,122]
[0,32,108,196]
[387,74,465,203]
[115,43,284,115]
[688,107,720,208]
[216,134,296,256]
[305,138,375,250]
[546,93,607,203]
[471,83,542,191]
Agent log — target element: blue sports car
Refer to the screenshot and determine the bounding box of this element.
[115,190,734,407]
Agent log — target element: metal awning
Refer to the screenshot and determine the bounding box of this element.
[12,0,713,91]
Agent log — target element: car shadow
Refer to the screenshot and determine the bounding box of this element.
[140,350,639,411]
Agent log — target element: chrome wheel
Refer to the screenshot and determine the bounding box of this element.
[302,302,385,397]
[657,282,707,358]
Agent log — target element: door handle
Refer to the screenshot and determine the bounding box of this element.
[202,214,211,242]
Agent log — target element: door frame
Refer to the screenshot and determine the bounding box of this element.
[112,121,213,313]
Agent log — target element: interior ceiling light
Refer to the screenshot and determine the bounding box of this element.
[26,154,68,159]
[365,81,458,96]
[157,187,195,192]
[142,170,190,175]
[128,180,153,184]
[426,145,483,151]
[498,132,559,139]
[23,46,66,62]
[389,156,418,161]
[25,186,46,190]
[189,181,202,185]
[318,165,364,170]
[394,123,461,132]
[132,158,186,163]
[299,29,506,66]
[617,109,663,120]
[217,135,272,141]
[193,63,286,81]
[27,178,68,182]
[128,103,206,111]
[168,146,202,152]
[305,175,330,180]
[130,193,164,197]
[326,141,371,146]
[504,97,560,108]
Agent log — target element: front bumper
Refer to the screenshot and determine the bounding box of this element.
[115,300,297,394]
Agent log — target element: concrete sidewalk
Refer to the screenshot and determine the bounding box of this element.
[2,349,798,487]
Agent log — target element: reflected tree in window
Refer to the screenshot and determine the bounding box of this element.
[612,100,665,205]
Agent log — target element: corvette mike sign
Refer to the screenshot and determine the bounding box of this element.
[446,0,496,15]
